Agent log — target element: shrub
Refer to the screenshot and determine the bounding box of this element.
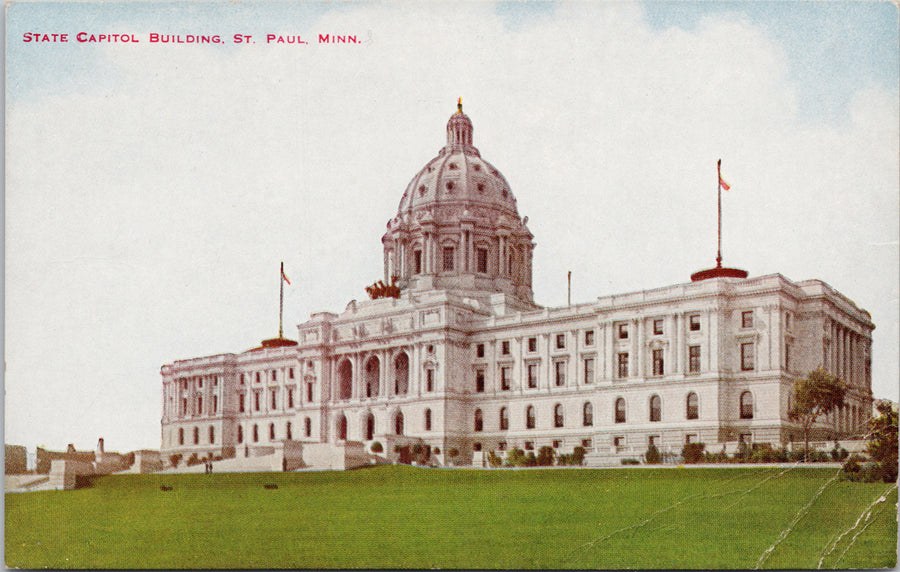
[807,450,830,463]
[487,450,503,468]
[168,453,182,468]
[682,443,705,464]
[395,445,411,464]
[523,452,538,467]
[370,441,383,453]
[644,444,661,465]
[505,448,525,467]
[749,443,778,463]
[621,458,640,465]
[448,448,459,458]
[186,453,201,466]
[411,443,423,457]
[830,441,849,461]
[842,455,862,474]
[433,447,441,456]
[536,446,555,467]
[572,446,586,466]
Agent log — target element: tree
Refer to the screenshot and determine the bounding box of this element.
[788,367,846,461]
[866,400,898,483]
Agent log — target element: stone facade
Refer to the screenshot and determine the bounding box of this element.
[161,105,875,465]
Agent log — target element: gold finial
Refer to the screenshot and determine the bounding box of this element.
[457,97,463,113]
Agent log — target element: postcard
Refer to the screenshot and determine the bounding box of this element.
[5,1,898,569]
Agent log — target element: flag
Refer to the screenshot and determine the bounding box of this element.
[718,161,731,191]
[281,267,291,285]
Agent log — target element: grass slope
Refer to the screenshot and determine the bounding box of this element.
[6,466,897,569]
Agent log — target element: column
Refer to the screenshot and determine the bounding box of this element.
[379,349,388,398]
[671,314,685,373]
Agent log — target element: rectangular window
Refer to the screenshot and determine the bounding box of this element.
[617,353,629,378]
[289,367,294,379]
[652,349,664,376]
[288,388,294,409]
[476,247,488,273]
[198,378,203,389]
[552,440,561,449]
[741,343,755,371]
[197,396,203,415]
[271,390,277,409]
[555,361,566,386]
[556,334,566,349]
[528,337,537,352]
[524,441,534,451]
[685,434,697,444]
[239,394,245,413]
[584,330,595,346]
[305,417,312,437]
[213,395,218,414]
[653,319,664,335]
[271,370,277,382]
[785,344,791,371]
[414,250,423,274]
[742,311,753,328]
[584,357,595,384]
[256,372,261,383]
[613,436,625,451]
[240,373,245,385]
[689,314,701,331]
[443,246,455,271]
[500,367,511,390]
[689,346,701,373]
[785,313,792,330]
[582,438,592,449]
[476,343,485,358]
[254,392,261,412]
[307,383,313,403]
[501,340,511,355]
[476,369,485,392]
[527,363,538,388]
[618,323,629,339]
[426,369,434,392]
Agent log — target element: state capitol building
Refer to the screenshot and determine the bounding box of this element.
[160,103,875,466]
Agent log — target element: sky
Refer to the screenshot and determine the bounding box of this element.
[5,0,898,453]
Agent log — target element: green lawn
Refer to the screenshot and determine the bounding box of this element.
[6,466,897,569]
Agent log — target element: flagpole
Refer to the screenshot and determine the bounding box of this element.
[716,159,723,268]
[279,260,284,339]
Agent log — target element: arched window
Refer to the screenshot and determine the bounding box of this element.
[394,410,404,436]
[365,413,375,440]
[554,404,564,428]
[499,407,509,430]
[740,391,754,419]
[286,421,292,440]
[526,405,536,429]
[337,359,352,400]
[394,353,409,395]
[208,426,215,444]
[178,428,184,445]
[615,398,626,423]
[269,423,276,440]
[193,426,199,444]
[474,409,483,432]
[252,424,259,442]
[686,392,699,420]
[337,414,348,440]
[583,402,593,427]
[364,356,380,398]
[237,425,243,444]
[424,409,432,432]
[650,395,661,422]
